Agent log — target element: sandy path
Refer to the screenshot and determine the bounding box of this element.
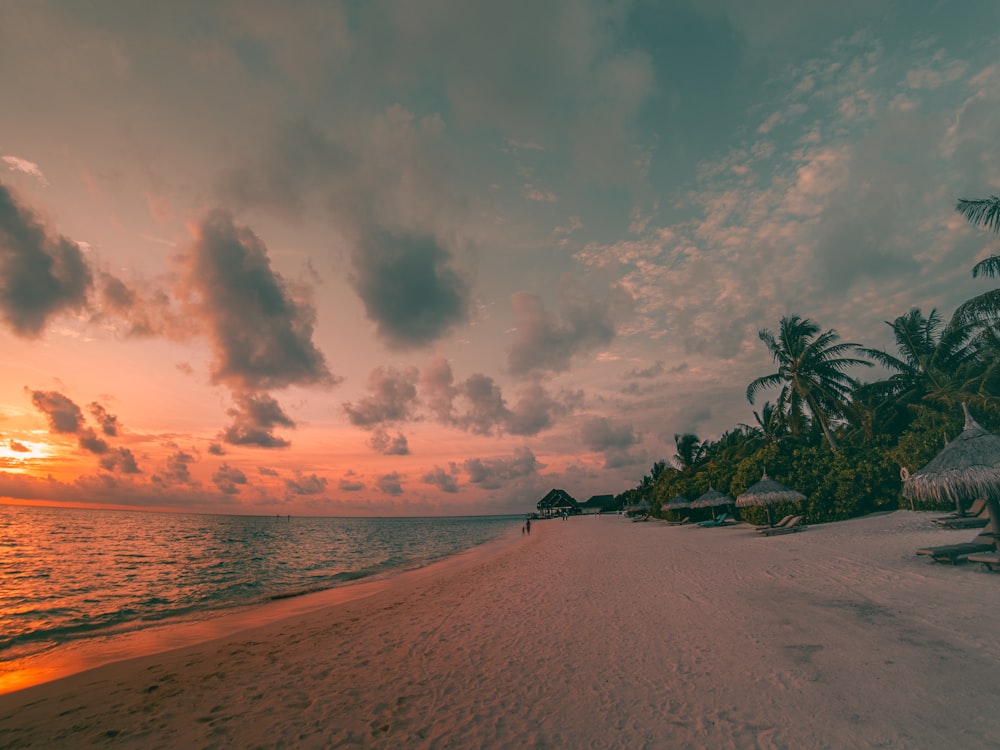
[2,512,999,749]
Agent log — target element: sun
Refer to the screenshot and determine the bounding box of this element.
[0,438,53,473]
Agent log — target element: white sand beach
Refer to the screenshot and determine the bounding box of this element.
[3,511,1000,749]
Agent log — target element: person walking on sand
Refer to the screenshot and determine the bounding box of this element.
[526,519,531,535]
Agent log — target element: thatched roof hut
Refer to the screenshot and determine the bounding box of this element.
[903,404,1000,516]
[692,488,735,518]
[536,488,580,517]
[736,472,805,526]
[665,495,691,510]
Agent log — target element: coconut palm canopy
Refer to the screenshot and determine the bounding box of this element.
[692,489,735,509]
[665,495,691,510]
[736,472,806,508]
[903,404,1000,513]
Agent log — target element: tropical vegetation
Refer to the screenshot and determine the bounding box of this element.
[615,198,1000,526]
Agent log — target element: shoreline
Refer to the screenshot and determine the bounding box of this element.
[0,522,524,697]
[4,512,1000,748]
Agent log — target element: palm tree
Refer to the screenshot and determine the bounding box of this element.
[673,433,705,469]
[954,196,1000,323]
[859,308,977,409]
[747,315,871,451]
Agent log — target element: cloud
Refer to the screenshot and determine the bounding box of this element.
[376,471,404,496]
[153,450,198,487]
[9,440,30,453]
[77,427,109,455]
[29,389,83,433]
[351,226,471,349]
[0,182,93,338]
[207,442,226,456]
[418,358,578,437]
[580,416,647,469]
[422,465,459,493]
[339,471,365,492]
[222,392,294,448]
[258,466,279,477]
[369,429,410,455]
[99,447,140,474]
[285,472,328,495]
[88,402,120,436]
[2,156,49,186]
[212,463,249,494]
[343,366,419,427]
[183,209,334,391]
[507,280,632,376]
[464,447,543,490]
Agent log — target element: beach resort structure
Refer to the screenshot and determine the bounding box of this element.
[580,494,618,514]
[535,488,580,517]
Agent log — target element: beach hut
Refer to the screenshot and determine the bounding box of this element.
[736,471,805,527]
[536,488,580,518]
[903,404,1000,522]
[665,495,691,511]
[692,488,735,519]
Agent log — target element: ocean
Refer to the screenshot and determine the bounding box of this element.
[0,504,520,668]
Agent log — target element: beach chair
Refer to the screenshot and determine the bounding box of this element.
[932,498,986,525]
[934,502,989,529]
[967,552,1000,571]
[755,514,794,532]
[757,516,807,536]
[915,529,998,564]
[666,517,690,526]
[697,512,729,528]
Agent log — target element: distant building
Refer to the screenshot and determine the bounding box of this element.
[580,494,617,514]
[536,488,580,517]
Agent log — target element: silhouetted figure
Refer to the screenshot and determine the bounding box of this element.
[526,519,531,535]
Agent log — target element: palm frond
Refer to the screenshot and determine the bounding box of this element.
[956,196,1000,233]
[972,254,1000,279]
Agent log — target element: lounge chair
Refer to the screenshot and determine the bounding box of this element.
[915,529,998,564]
[934,502,989,529]
[758,516,807,536]
[755,514,794,532]
[666,517,690,526]
[697,512,730,528]
[932,498,986,524]
[967,552,1000,571]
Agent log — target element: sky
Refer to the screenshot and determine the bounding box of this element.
[1,0,999,516]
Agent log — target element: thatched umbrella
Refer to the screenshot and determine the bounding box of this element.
[736,471,805,527]
[903,404,1000,525]
[692,488,735,519]
[665,495,691,511]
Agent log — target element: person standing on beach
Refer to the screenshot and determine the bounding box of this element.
[526,519,531,534]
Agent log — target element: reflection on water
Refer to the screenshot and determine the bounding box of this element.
[0,505,518,672]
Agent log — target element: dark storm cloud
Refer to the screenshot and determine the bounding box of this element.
[88,402,120,436]
[422,466,459,493]
[464,447,542,490]
[28,389,83,433]
[507,283,632,376]
[185,209,334,390]
[351,226,470,349]
[100,447,141,474]
[343,366,419,427]
[0,181,93,338]
[376,472,404,496]
[369,429,410,455]
[285,473,328,495]
[212,463,249,495]
[222,392,294,448]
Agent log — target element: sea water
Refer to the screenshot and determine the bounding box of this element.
[0,504,519,666]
